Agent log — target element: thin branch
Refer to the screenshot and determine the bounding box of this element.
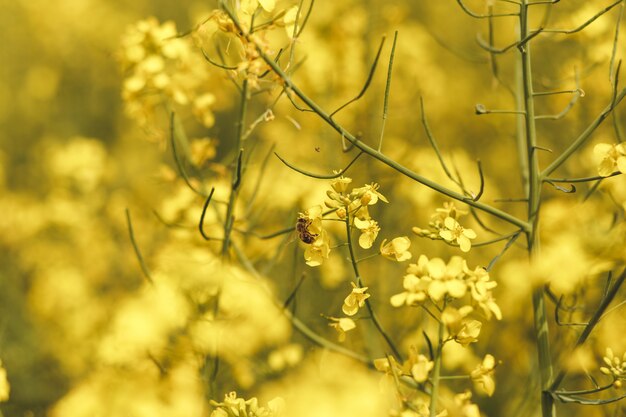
[330,37,386,118]
[201,47,238,70]
[170,112,207,197]
[284,273,307,308]
[199,187,217,241]
[545,171,621,183]
[274,151,363,179]
[125,209,153,284]
[550,268,626,391]
[541,88,626,177]
[456,0,520,18]
[420,97,464,190]
[486,231,522,271]
[534,89,583,120]
[476,28,543,54]
[542,0,623,34]
[378,31,398,152]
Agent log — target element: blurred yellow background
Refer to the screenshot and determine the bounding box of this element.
[1,1,626,416]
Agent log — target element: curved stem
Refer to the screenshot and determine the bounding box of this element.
[222,79,249,258]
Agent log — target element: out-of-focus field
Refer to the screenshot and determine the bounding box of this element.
[1,1,626,416]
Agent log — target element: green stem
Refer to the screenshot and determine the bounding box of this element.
[429,318,445,417]
[222,79,249,258]
[344,212,402,361]
[520,3,553,416]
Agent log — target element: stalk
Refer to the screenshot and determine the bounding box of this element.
[519,2,553,416]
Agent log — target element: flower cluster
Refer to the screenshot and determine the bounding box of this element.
[413,202,476,252]
[210,392,284,417]
[390,255,501,348]
[120,18,217,131]
[391,256,500,317]
[600,348,626,388]
[594,142,626,177]
[326,178,388,247]
[300,177,411,268]
[201,4,283,90]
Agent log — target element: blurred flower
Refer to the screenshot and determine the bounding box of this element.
[0,359,9,402]
[380,237,412,261]
[342,282,370,316]
[594,142,626,177]
[411,355,434,383]
[454,391,481,417]
[328,317,357,342]
[442,306,481,346]
[464,265,501,320]
[210,391,284,417]
[284,6,299,38]
[471,354,497,396]
[600,348,626,388]
[267,344,303,372]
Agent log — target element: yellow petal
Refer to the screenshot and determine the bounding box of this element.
[617,156,626,174]
[459,236,472,252]
[390,292,407,307]
[444,216,458,230]
[598,158,615,177]
[594,143,613,156]
[447,280,468,298]
[463,228,477,239]
[283,6,299,38]
[258,0,275,12]
[428,280,447,301]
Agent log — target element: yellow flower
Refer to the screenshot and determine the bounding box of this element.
[465,266,502,320]
[354,217,380,249]
[432,201,468,226]
[342,282,370,316]
[328,317,357,342]
[426,256,468,301]
[330,176,352,193]
[454,391,481,417]
[210,391,284,417]
[594,142,626,177]
[442,306,481,346]
[439,217,477,252]
[600,348,626,388]
[351,183,388,206]
[471,354,497,396]
[304,229,330,267]
[0,359,9,402]
[380,237,412,261]
[411,355,434,383]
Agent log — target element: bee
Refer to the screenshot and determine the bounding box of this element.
[296,215,318,244]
